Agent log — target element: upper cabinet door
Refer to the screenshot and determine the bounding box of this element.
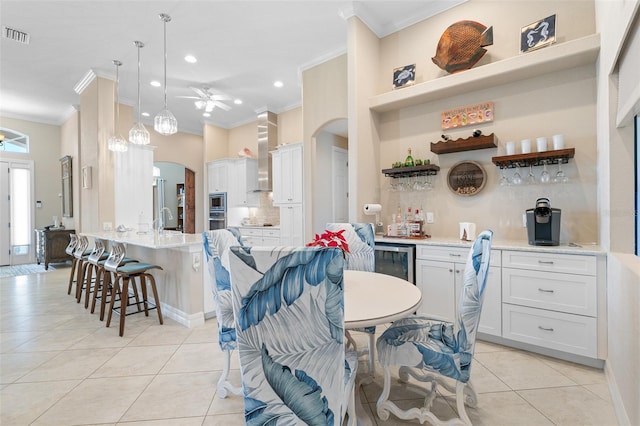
[207,160,229,194]
[272,143,303,205]
[228,158,259,207]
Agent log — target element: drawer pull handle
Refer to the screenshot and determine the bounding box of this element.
[449,253,462,257]
[449,269,453,273]
[538,288,555,293]
[538,260,554,265]
[538,326,554,332]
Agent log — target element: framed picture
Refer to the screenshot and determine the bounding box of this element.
[393,64,416,89]
[441,101,494,130]
[60,156,73,217]
[521,14,556,53]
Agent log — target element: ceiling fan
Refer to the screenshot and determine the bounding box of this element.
[178,86,232,112]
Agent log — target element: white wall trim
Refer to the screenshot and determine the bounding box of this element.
[605,361,632,426]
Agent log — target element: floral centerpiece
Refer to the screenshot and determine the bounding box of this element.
[306,229,350,255]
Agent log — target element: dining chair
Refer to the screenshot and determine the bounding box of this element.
[375,229,493,426]
[202,229,244,399]
[228,245,358,425]
[325,222,377,376]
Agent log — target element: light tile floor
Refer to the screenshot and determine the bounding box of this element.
[1,267,619,425]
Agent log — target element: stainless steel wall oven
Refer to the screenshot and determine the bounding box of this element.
[209,192,227,231]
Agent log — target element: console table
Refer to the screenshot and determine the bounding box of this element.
[35,228,75,269]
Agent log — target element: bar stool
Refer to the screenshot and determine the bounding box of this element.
[64,234,78,294]
[67,235,90,297]
[104,242,164,336]
[90,241,139,320]
[77,238,111,307]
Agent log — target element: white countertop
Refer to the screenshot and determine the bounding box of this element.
[233,225,280,229]
[82,230,202,249]
[375,236,605,255]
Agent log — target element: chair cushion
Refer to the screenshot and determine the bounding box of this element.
[116,262,162,275]
[377,315,473,383]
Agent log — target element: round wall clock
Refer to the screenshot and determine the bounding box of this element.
[447,161,486,196]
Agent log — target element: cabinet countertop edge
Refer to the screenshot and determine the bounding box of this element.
[375,236,604,255]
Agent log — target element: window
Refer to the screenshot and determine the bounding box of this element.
[0,128,29,153]
[10,166,31,255]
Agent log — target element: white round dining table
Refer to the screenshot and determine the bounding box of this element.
[343,270,422,329]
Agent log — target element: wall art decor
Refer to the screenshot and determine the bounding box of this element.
[521,14,556,53]
[393,64,416,89]
[432,20,493,74]
[441,101,494,130]
[447,160,486,196]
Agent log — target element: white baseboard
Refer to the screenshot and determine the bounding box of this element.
[160,302,205,328]
[605,361,632,426]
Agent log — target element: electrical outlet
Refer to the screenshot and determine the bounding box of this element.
[426,212,434,223]
[103,222,113,231]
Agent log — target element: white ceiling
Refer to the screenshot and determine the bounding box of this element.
[0,1,464,135]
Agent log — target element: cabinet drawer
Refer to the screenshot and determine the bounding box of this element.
[502,251,596,276]
[263,229,280,238]
[240,228,263,237]
[502,304,597,358]
[417,245,500,266]
[502,268,597,316]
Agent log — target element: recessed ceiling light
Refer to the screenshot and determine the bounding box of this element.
[273,80,283,88]
[150,80,161,87]
[141,112,150,117]
[203,112,211,117]
[234,99,243,105]
[184,55,197,63]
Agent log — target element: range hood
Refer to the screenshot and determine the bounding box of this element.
[256,111,278,192]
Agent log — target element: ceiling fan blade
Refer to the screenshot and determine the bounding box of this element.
[176,95,201,100]
[190,87,208,98]
[211,94,231,101]
[214,101,232,111]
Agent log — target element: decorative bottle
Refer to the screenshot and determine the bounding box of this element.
[404,148,415,167]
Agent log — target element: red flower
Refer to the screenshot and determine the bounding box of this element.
[306,229,350,253]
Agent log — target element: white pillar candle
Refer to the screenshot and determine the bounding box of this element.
[536,137,548,152]
[505,141,516,155]
[521,139,532,154]
[552,134,565,150]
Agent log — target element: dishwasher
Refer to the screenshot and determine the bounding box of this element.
[374,242,415,284]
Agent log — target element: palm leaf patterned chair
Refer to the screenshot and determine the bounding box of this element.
[202,229,244,399]
[376,230,493,425]
[228,245,358,425]
[325,223,377,375]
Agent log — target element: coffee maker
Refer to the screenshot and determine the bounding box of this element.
[526,198,561,246]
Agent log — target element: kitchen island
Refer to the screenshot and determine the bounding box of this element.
[82,230,205,328]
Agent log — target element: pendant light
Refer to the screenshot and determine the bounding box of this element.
[107,60,128,152]
[129,41,150,144]
[153,13,178,135]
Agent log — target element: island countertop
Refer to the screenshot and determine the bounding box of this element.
[81,230,202,250]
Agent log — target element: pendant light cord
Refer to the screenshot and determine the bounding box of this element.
[162,15,169,109]
[113,60,122,134]
[136,43,142,122]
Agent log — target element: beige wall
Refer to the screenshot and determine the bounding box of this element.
[203,123,229,162]
[0,117,61,230]
[60,111,80,231]
[594,1,640,424]
[378,0,595,92]
[303,54,349,238]
[363,0,598,243]
[278,107,303,144]
[228,121,258,158]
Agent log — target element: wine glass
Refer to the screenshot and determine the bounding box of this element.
[554,162,569,183]
[539,162,551,184]
[512,165,522,185]
[499,169,510,186]
[527,164,536,185]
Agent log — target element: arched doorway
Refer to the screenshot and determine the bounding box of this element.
[311,118,348,235]
[153,162,196,233]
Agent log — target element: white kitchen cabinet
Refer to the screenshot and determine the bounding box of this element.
[279,204,304,246]
[501,250,601,358]
[207,160,229,194]
[228,158,259,207]
[238,227,280,246]
[272,143,303,205]
[415,246,502,337]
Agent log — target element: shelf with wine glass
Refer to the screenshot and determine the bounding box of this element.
[491,148,575,169]
[381,164,440,178]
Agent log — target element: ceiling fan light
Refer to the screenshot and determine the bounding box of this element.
[194,100,206,109]
[154,108,178,135]
[129,122,150,145]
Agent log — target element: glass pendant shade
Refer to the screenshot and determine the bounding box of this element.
[129,40,150,145]
[154,13,178,136]
[108,60,128,152]
[154,109,178,135]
